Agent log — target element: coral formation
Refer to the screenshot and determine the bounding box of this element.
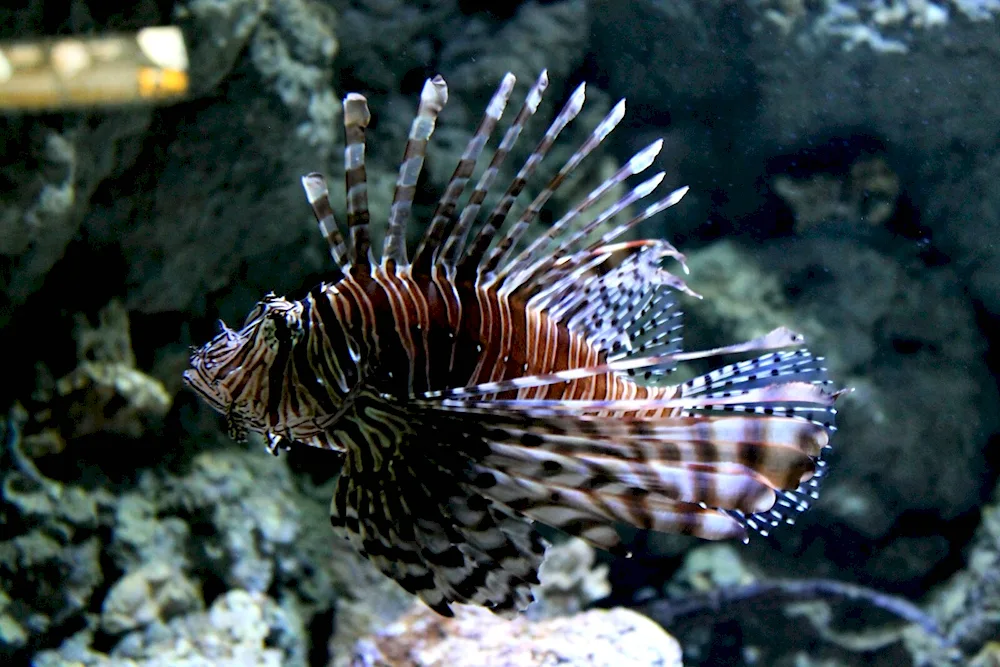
[755,0,999,53]
[528,537,612,619]
[905,477,1000,665]
[35,589,298,667]
[24,300,172,455]
[0,410,112,655]
[771,155,901,232]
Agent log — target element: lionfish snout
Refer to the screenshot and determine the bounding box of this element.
[182,324,251,412]
[182,354,228,414]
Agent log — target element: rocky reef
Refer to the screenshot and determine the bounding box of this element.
[2,1,1000,666]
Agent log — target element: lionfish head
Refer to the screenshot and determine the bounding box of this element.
[183,295,302,434]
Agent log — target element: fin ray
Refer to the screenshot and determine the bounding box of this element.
[455,81,588,280]
[439,71,550,268]
[343,92,373,271]
[383,76,449,270]
[412,72,517,275]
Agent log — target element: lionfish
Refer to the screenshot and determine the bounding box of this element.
[184,71,843,617]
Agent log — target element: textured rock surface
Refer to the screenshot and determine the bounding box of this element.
[743,5,1000,322]
[0,98,153,329]
[526,537,611,619]
[0,3,168,327]
[1,411,413,664]
[590,0,748,108]
[590,0,1000,318]
[904,474,1000,664]
[35,589,296,667]
[349,605,683,667]
[100,562,202,635]
[0,413,114,655]
[95,0,341,320]
[79,0,612,326]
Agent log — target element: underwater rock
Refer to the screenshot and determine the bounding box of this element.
[35,589,300,667]
[590,0,746,108]
[4,402,361,662]
[0,130,80,327]
[348,605,683,667]
[326,546,420,667]
[5,378,424,665]
[149,443,417,662]
[0,414,116,656]
[25,300,172,451]
[100,561,202,635]
[742,0,1000,319]
[176,0,268,94]
[0,1,166,329]
[333,0,456,94]
[5,426,404,663]
[0,527,105,654]
[159,446,332,601]
[771,155,901,232]
[115,0,615,322]
[92,0,342,319]
[0,99,152,329]
[439,0,589,95]
[109,491,191,574]
[970,642,1000,667]
[742,0,1000,154]
[425,0,615,244]
[243,0,340,156]
[588,0,1000,322]
[666,543,759,597]
[922,149,1000,317]
[526,537,611,620]
[905,476,1000,664]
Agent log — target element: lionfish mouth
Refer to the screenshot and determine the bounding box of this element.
[181,364,228,414]
[183,334,243,411]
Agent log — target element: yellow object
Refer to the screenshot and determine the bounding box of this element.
[0,26,188,110]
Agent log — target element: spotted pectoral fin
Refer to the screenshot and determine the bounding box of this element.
[327,421,547,617]
[225,405,248,442]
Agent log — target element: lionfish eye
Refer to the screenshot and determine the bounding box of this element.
[264,311,294,343]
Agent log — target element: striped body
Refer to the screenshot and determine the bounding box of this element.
[184,71,844,616]
[255,266,669,434]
